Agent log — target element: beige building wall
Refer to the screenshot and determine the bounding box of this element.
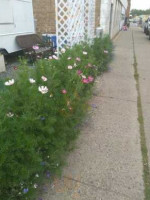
[32,0,56,35]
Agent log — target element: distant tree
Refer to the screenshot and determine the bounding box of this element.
[131,9,150,17]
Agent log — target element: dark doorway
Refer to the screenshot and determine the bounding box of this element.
[109,3,113,36]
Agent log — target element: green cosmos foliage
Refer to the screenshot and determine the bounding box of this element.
[0,36,112,200]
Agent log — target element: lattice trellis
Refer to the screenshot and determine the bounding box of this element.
[55,0,96,51]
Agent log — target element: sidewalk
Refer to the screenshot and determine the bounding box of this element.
[42,29,144,200]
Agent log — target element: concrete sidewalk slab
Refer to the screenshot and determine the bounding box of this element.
[98,73,137,102]
[43,29,144,200]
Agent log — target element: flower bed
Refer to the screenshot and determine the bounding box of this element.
[0,36,112,200]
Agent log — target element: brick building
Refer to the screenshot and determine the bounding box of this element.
[95,0,101,29]
[33,0,101,35]
[32,0,56,34]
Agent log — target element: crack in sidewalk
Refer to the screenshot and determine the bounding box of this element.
[63,175,133,200]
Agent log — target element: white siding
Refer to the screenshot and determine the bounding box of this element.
[100,0,127,38]
[120,0,128,9]
[100,0,111,34]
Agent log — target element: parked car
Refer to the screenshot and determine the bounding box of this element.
[144,17,150,35]
[133,20,137,23]
[148,22,150,40]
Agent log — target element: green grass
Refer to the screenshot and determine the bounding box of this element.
[132,31,150,200]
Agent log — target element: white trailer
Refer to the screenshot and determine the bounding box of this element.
[0,0,35,54]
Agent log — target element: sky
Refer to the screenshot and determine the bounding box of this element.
[131,0,150,10]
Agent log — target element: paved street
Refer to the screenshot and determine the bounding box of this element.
[42,27,150,200]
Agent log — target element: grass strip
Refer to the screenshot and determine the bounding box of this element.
[132,31,150,200]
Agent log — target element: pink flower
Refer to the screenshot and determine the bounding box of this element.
[41,76,47,82]
[77,70,82,75]
[49,56,53,59]
[33,45,39,50]
[82,78,89,84]
[62,89,67,94]
[68,65,73,69]
[104,50,108,54]
[88,76,94,83]
[88,63,92,67]
[76,57,81,62]
[52,55,59,60]
[13,66,18,70]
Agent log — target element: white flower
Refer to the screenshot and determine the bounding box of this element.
[49,56,53,59]
[49,94,53,98]
[82,75,86,79]
[68,65,73,70]
[5,79,15,86]
[74,63,77,67]
[29,78,36,84]
[35,174,39,178]
[67,57,72,60]
[41,76,47,82]
[33,183,38,189]
[38,86,48,94]
[54,51,58,54]
[52,55,58,60]
[104,50,109,54]
[61,48,66,53]
[6,112,14,118]
[83,51,88,55]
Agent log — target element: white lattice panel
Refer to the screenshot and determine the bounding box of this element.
[67,0,85,46]
[87,0,96,39]
[55,0,96,51]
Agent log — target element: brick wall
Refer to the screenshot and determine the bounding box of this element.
[95,0,101,29]
[32,0,56,35]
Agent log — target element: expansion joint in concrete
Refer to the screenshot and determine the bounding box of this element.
[98,95,137,103]
[63,176,131,200]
